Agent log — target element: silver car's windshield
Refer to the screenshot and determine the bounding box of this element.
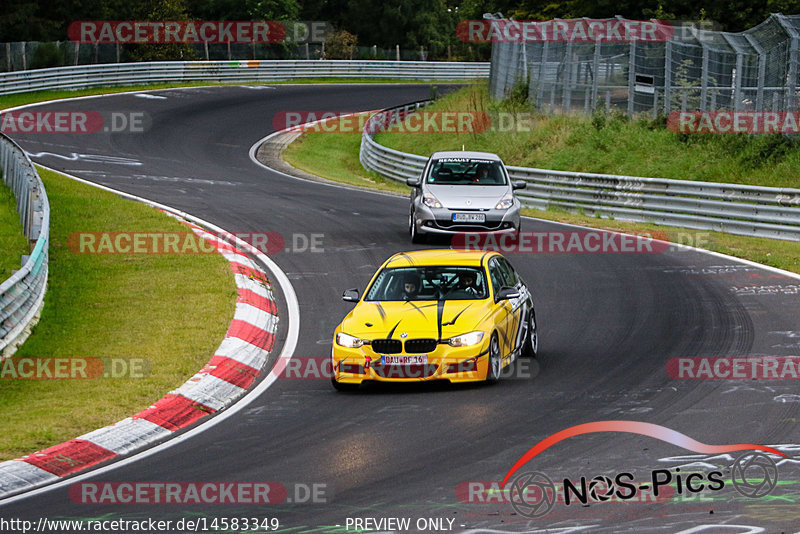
[365,266,488,301]
[426,158,507,186]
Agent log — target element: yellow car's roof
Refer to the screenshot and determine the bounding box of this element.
[384,249,498,268]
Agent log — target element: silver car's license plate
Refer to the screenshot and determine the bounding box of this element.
[452,213,486,223]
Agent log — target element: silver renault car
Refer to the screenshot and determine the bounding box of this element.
[406,151,526,243]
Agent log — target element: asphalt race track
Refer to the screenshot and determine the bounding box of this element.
[3,84,800,533]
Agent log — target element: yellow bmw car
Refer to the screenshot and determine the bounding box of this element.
[331,249,538,390]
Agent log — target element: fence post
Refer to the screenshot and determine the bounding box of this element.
[745,34,766,111]
[591,40,600,111]
[733,54,743,110]
[784,28,798,112]
[563,40,574,112]
[664,40,673,114]
[700,41,709,111]
[536,39,549,109]
[627,41,636,116]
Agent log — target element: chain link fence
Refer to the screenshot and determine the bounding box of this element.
[0,41,456,73]
[489,14,800,116]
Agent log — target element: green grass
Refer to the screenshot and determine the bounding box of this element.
[281,93,800,275]
[376,85,800,189]
[0,167,235,459]
[283,118,410,194]
[0,179,29,280]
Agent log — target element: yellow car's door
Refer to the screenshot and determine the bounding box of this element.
[487,258,520,362]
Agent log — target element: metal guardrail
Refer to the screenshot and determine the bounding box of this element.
[0,133,49,356]
[360,102,800,241]
[0,60,489,95]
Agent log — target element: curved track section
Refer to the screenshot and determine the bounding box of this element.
[2,84,799,532]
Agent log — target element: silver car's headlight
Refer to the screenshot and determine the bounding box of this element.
[423,193,443,209]
[495,194,514,210]
[448,331,485,347]
[336,332,366,348]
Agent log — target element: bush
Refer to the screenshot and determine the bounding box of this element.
[325,30,357,60]
[30,43,63,69]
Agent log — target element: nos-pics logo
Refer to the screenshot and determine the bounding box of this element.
[501,421,783,518]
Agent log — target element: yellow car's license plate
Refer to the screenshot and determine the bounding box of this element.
[382,355,428,365]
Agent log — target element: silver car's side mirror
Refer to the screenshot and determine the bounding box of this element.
[406,178,421,188]
[512,180,527,190]
[342,289,360,303]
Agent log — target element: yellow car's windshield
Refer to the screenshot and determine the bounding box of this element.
[365,266,488,301]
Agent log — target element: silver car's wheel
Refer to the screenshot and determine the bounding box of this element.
[410,210,426,244]
[486,334,501,383]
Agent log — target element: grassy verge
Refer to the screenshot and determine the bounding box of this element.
[281,96,800,275]
[0,167,234,459]
[0,179,29,280]
[282,118,409,194]
[376,85,800,189]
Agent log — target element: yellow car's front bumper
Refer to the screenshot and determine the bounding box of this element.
[331,341,491,384]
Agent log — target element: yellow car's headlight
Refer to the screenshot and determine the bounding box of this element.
[336,332,366,348]
[448,331,485,347]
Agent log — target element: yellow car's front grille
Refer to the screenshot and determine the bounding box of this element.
[370,339,402,354]
[404,338,438,353]
[369,338,439,354]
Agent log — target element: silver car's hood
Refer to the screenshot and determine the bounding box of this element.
[426,184,511,210]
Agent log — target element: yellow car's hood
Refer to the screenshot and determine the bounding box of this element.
[341,299,491,340]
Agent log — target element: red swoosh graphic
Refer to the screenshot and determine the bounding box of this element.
[500,420,785,487]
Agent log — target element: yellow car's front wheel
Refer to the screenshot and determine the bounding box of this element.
[331,375,360,392]
[486,334,502,383]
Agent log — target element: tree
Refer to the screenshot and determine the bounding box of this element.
[324,29,357,59]
[126,0,195,62]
